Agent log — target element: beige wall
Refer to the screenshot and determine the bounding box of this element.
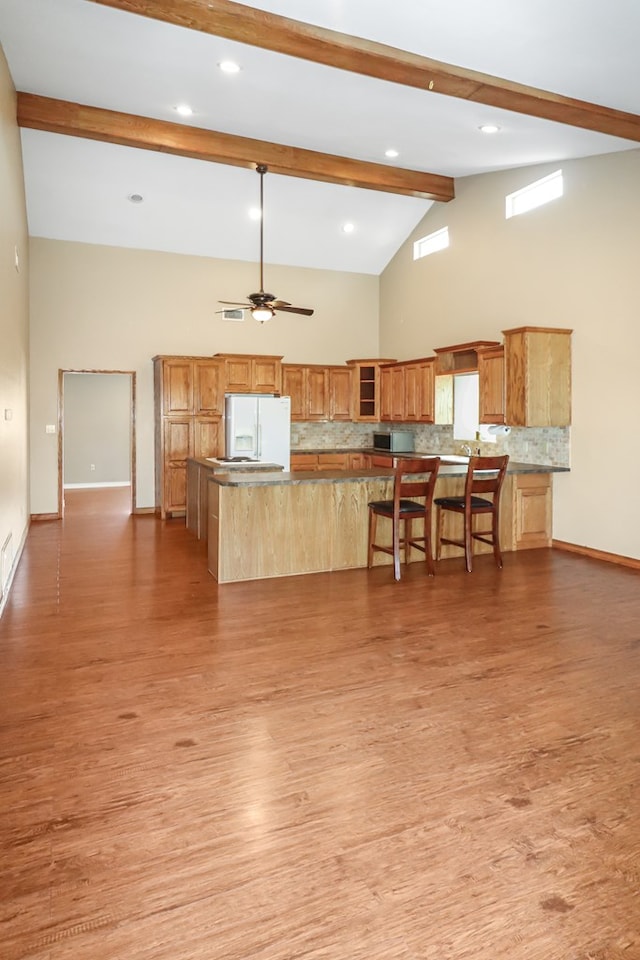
[0,44,29,608]
[380,148,640,560]
[29,239,379,512]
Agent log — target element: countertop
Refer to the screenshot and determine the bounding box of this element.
[208,461,568,488]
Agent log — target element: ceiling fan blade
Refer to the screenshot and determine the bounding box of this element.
[273,304,314,316]
[218,300,253,307]
[270,299,291,307]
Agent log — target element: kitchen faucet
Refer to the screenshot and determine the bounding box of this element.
[461,443,472,456]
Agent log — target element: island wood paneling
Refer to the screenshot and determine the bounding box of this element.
[209,472,526,583]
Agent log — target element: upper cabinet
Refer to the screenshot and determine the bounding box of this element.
[328,366,352,421]
[282,364,328,421]
[477,345,505,425]
[380,358,435,423]
[503,327,572,426]
[347,359,396,421]
[281,364,352,421]
[215,353,283,394]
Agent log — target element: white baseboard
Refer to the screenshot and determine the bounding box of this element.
[0,522,29,619]
[63,482,131,489]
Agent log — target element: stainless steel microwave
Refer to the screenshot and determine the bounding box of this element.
[373,430,415,453]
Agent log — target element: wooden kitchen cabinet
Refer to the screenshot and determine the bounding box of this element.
[348,359,396,421]
[512,473,552,549]
[317,453,350,470]
[282,364,352,421]
[379,358,436,423]
[404,358,436,422]
[503,327,572,427]
[154,355,224,518]
[282,365,328,420]
[328,366,352,420]
[215,353,283,394]
[194,360,224,415]
[290,453,319,471]
[478,344,506,424]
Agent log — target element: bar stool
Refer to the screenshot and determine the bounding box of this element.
[368,457,440,581]
[435,455,509,572]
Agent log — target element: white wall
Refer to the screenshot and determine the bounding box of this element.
[0,43,29,608]
[380,148,640,560]
[29,239,379,513]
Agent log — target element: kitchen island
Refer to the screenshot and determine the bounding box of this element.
[206,461,567,583]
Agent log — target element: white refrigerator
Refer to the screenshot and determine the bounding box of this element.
[224,394,291,470]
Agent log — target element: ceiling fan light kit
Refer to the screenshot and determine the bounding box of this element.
[218,164,314,322]
[252,305,274,323]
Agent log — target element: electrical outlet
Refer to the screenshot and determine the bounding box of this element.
[90,464,95,471]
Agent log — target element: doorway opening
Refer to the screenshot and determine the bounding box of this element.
[58,369,136,519]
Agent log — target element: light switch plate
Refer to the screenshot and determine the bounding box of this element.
[45,424,56,434]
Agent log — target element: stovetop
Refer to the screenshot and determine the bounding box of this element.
[217,456,260,463]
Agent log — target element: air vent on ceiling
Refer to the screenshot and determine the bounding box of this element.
[221,308,245,322]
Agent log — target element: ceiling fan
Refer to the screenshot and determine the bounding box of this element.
[219,164,314,323]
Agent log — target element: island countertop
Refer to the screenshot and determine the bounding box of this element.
[208,460,567,487]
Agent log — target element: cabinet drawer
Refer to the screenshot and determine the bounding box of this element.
[317,454,350,470]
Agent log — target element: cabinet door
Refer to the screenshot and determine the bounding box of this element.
[282,366,306,420]
[317,453,349,470]
[194,361,223,416]
[379,366,393,421]
[350,453,369,469]
[253,357,281,394]
[418,362,436,422]
[224,357,252,393]
[290,453,319,471]
[478,348,505,424]
[307,367,329,420]
[513,474,552,549]
[390,366,405,420]
[163,361,193,414]
[328,368,352,421]
[163,418,193,514]
[194,418,223,459]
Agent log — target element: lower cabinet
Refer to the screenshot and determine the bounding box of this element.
[512,473,552,549]
[290,452,352,471]
[159,416,222,518]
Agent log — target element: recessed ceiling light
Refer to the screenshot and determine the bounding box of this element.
[479,124,501,134]
[219,60,241,74]
[175,104,193,117]
[385,148,399,158]
[248,206,262,221]
[342,222,355,234]
[127,193,144,203]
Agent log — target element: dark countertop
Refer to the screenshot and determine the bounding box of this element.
[189,457,284,471]
[208,461,568,488]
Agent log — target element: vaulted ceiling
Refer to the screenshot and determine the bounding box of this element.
[1,0,639,274]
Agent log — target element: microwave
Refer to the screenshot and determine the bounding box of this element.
[373,430,415,453]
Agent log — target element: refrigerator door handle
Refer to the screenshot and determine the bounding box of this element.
[257,424,262,459]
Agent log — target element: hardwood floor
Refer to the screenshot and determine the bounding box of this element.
[1,495,639,959]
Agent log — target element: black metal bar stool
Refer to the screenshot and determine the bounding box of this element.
[435,455,509,572]
[367,457,441,581]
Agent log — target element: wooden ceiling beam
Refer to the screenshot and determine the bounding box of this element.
[87,0,640,143]
[16,94,454,202]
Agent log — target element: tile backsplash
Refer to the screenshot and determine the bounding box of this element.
[291,421,570,467]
